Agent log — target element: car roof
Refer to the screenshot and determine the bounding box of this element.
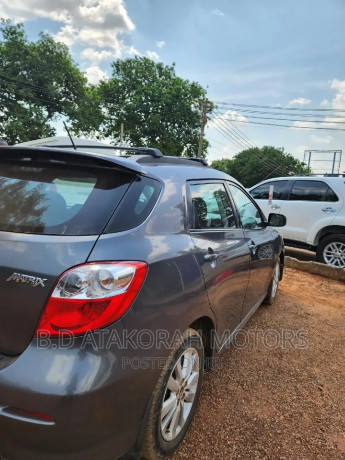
[1,146,240,184]
[250,175,345,188]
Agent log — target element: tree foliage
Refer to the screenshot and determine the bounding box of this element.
[0,20,99,144]
[211,146,311,187]
[92,57,210,157]
[210,158,235,174]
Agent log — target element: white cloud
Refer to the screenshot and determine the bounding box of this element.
[322,115,338,127]
[330,79,345,109]
[292,120,316,129]
[156,40,165,49]
[147,50,159,61]
[210,110,248,127]
[0,0,135,55]
[81,48,112,65]
[54,25,79,47]
[311,135,333,144]
[127,46,141,56]
[85,65,108,84]
[0,0,72,22]
[212,8,225,17]
[288,97,311,106]
[77,28,125,54]
[292,80,345,131]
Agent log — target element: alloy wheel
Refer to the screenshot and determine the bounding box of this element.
[323,241,345,268]
[271,262,280,298]
[160,348,200,442]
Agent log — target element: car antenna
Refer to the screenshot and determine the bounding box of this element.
[63,121,77,150]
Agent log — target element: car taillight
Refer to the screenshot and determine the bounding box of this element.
[35,262,147,337]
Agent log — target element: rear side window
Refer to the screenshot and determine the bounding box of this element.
[0,161,133,235]
[190,183,237,229]
[250,180,288,200]
[288,180,338,202]
[105,176,162,233]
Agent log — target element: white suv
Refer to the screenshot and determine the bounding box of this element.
[249,176,345,268]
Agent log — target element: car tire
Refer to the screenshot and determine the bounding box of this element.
[263,261,280,305]
[142,328,204,460]
[316,234,345,268]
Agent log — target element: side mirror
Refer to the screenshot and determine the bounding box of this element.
[268,213,286,227]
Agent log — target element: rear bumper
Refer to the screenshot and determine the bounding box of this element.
[0,337,162,460]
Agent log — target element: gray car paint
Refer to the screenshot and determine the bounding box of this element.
[0,147,284,460]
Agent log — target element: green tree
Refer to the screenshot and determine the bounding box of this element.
[94,57,211,157]
[211,146,310,187]
[211,158,235,175]
[0,20,100,144]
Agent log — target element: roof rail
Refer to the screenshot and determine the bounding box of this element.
[43,145,163,158]
[37,144,207,164]
[188,157,208,166]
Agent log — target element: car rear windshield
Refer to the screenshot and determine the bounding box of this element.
[0,160,134,235]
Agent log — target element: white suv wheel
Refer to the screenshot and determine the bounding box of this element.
[317,234,345,268]
[323,241,345,268]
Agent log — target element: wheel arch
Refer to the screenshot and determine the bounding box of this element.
[189,316,215,369]
[315,225,345,246]
[279,249,285,281]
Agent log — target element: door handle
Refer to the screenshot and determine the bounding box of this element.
[271,204,280,210]
[204,253,219,262]
[322,207,336,214]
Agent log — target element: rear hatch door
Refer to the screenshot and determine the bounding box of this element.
[0,148,135,355]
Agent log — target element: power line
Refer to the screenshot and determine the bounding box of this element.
[213,109,256,148]
[219,115,258,148]
[206,136,238,150]
[211,111,294,175]
[216,113,345,125]
[210,114,252,150]
[211,121,246,150]
[0,86,64,111]
[213,118,248,150]
[207,122,239,148]
[216,107,345,119]
[210,120,293,175]
[209,115,243,146]
[214,101,345,113]
[0,74,54,95]
[219,117,345,131]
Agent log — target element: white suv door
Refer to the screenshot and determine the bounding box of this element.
[249,180,290,220]
[277,179,343,244]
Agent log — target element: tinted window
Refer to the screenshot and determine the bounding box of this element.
[105,176,162,233]
[229,184,264,230]
[250,180,288,200]
[0,161,133,235]
[190,183,236,229]
[289,180,338,202]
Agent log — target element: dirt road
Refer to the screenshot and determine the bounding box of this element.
[172,268,345,459]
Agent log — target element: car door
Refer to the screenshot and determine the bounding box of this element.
[228,183,277,320]
[250,179,290,219]
[188,181,251,340]
[278,179,343,244]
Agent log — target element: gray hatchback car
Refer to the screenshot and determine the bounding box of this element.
[0,145,285,460]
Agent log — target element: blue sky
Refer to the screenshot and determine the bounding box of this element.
[1,0,345,172]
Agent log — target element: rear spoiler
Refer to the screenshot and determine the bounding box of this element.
[0,146,146,175]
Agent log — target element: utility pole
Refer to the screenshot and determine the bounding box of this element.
[120,122,124,146]
[197,100,211,158]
